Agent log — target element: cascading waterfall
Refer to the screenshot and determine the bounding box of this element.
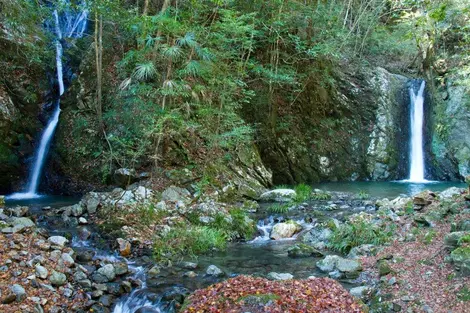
[8,2,88,200]
[407,80,427,183]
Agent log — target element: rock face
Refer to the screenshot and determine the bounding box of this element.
[366,67,410,180]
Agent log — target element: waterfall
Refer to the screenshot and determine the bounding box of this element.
[8,2,88,200]
[408,80,427,183]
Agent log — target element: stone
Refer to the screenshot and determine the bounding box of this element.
[48,236,68,247]
[179,262,198,270]
[347,244,376,259]
[148,266,160,277]
[439,187,463,200]
[116,238,131,257]
[450,247,470,276]
[82,193,100,214]
[97,264,116,282]
[35,265,48,279]
[1,294,16,304]
[316,255,341,273]
[6,206,29,217]
[260,189,296,202]
[267,272,293,280]
[114,262,128,276]
[287,244,324,258]
[270,222,302,240]
[78,217,88,224]
[336,258,362,273]
[114,168,138,187]
[61,253,75,267]
[413,190,435,206]
[378,260,393,276]
[69,204,84,217]
[11,284,26,302]
[162,186,191,203]
[49,271,67,286]
[206,265,224,277]
[349,286,371,300]
[183,271,197,278]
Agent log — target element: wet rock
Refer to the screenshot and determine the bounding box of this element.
[78,217,88,225]
[61,253,75,267]
[11,284,26,302]
[267,272,293,280]
[260,189,296,202]
[148,265,160,277]
[316,255,341,273]
[96,264,116,282]
[287,244,324,258]
[75,250,95,263]
[135,308,160,313]
[106,283,123,295]
[82,193,100,214]
[161,286,189,304]
[206,265,224,277]
[69,204,84,217]
[270,221,302,240]
[336,258,362,273]
[179,261,197,269]
[49,271,67,286]
[35,265,48,279]
[183,271,197,278]
[90,304,110,313]
[5,206,29,217]
[48,236,68,247]
[99,294,115,307]
[116,238,131,257]
[114,262,128,276]
[301,227,332,249]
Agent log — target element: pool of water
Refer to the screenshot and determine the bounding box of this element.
[312,181,466,198]
[4,195,79,210]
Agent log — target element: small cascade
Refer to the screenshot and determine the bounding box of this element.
[113,266,171,313]
[407,80,427,183]
[8,2,88,200]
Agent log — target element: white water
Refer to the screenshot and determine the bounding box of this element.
[407,81,427,183]
[8,4,88,200]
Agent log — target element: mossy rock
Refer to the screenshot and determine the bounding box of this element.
[287,243,324,258]
[378,260,393,276]
[444,232,470,249]
[450,247,470,276]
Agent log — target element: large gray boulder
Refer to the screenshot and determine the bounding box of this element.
[162,186,191,203]
[114,168,138,187]
[270,222,302,240]
[267,272,293,280]
[260,189,296,202]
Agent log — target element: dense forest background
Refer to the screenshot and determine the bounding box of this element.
[1,0,469,193]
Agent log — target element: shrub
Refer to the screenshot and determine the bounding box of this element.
[268,203,290,214]
[294,184,313,202]
[328,214,394,253]
[357,190,370,200]
[154,225,227,260]
[312,191,332,201]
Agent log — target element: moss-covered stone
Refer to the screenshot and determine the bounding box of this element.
[378,260,393,276]
[450,247,470,276]
[287,243,324,258]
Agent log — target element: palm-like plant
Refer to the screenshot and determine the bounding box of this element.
[132,62,157,81]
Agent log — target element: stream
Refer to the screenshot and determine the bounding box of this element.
[4,181,465,313]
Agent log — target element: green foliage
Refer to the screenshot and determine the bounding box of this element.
[268,203,290,214]
[357,190,370,200]
[154,225,227,260]
[294,184,313,202]
[457,286,470,301]
[328,215,394,253]
[312,191,332,201]
[422,230,437,245]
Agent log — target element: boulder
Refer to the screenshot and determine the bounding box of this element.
[97,264,116,282]
[267,272,293,280]
[11,284,26,302]
[450,247,470,276]
[260,189,296,202]
[439,187,463,200]
[35,265,48,279]
[336,258,362,273]
[114,168,138,187]
[117,238,131,257]
[316,255,341,273]
[270,222,302,240]
[378,260,393,276]
[349,286,372,300]
[206,265,224,277]
[162,186,191,203]
[48,236,68,247]
[49,271,67,286]
[287,244,324,258]
[82,192,100,214]
[413,190,436,207]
